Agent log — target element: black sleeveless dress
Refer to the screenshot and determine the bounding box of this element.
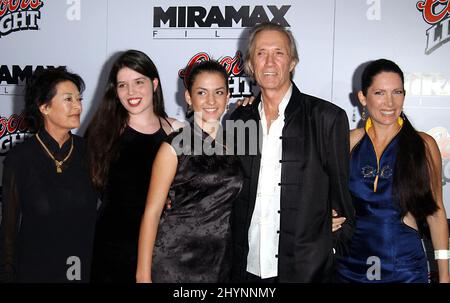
[91,120,168,282]
[151,124,243,283]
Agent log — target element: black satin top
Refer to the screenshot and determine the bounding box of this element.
[152,123,243,282]
[0,130,97,282]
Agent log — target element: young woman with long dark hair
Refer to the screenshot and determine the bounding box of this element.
[136,60,243,283]
[85,50,182,282]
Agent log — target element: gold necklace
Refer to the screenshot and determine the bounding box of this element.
[36,133,74,173]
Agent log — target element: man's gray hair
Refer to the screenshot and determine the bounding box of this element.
[244,22,299,76]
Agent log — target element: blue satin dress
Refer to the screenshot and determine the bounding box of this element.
[336,122,428,283]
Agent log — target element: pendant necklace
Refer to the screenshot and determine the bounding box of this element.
[36,133,74,173]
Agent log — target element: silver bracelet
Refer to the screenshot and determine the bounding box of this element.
[434,250,450,260]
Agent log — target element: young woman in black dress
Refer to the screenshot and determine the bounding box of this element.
[136,60,243,283]
[86,50,182,282]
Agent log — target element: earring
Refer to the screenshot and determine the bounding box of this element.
[352,107,356,123]
[186,104,193,118]
[401,111,406,120]
[361,106,367,121]
[226,103,230,111]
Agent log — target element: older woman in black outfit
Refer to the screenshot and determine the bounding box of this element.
[0,67,97,282]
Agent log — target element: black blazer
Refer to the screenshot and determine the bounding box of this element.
[230,83,355,282]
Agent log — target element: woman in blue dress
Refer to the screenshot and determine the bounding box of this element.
[335,59,449,283]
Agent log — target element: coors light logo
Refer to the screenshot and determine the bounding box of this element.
[179,51,255,99]
[0,0,44,38]
[417,0,450,54]
[0,112,32,156]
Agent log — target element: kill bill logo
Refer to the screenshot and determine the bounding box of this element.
[179,51,255,99]
[417,0,450,54]
[0,0,44,38]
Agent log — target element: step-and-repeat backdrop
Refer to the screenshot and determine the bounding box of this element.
[1,0,450,214]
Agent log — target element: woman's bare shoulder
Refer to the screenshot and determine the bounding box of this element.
[418,131,440,156]
[164,117,187,133]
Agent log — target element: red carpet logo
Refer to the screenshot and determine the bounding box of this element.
[0,0,44,38]
[417,0,450,54]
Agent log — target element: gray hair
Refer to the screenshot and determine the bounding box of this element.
[244,22,299,76]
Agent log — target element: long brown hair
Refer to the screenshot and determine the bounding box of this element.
[85,50,167,191]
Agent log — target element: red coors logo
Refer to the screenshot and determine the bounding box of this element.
[0,112,32,156]
[179,51,254,99]
[0,0,44,38]
[416,0,450,54]
[417,0,450,24]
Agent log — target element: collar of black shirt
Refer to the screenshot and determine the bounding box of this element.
[37,129,74,161]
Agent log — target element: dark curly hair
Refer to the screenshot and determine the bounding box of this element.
[24,66,85,132]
